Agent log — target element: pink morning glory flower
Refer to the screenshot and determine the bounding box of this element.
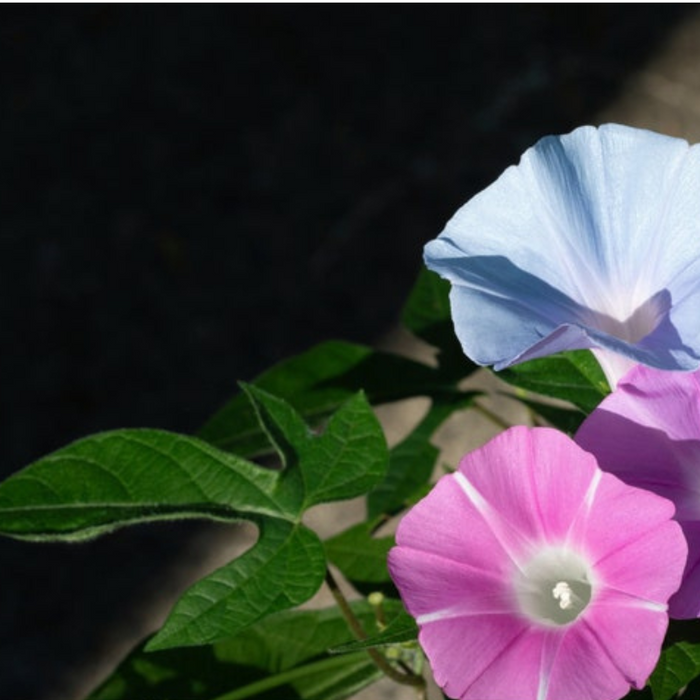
[425,124,700,387]
[388,426,686,700]
[576,366,700,618]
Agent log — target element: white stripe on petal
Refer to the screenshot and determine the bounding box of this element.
[583,469,602,512]
[417,599,514,625]
[454,470,488,511]
[593,594,667,613]
[537,632,565,700]
[454,471,532,570]
[416,605,473,625]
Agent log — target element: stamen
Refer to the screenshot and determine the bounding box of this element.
[553,581,575,610]
[514,547,594,627]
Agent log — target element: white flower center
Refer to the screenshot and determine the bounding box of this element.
[585,289,670,344]
[514,546,594,626]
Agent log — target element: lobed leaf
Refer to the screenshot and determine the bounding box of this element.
[148,519,326,650]
[243,386,389,509]
[199,340,460,457]
[0,429,302,542]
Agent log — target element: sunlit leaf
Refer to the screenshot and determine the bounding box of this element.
[243,386,389,508]
[499,350,609,414]
[199,341,460,457]
[0,429,301,542]
[148,519,326,650]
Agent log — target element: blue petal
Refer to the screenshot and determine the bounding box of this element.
[425,124,700,374]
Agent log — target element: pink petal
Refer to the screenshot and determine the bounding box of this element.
[458,427,598,548]
[389,426,686,699]
[546,623,640,700]
[585,591,670,685]
[387,547,514,621]
[455,626,549,700]
[669,521,700,618]
[417,615,536,700]
[613,366,700,442]
[394,469,514,574]
[567,468,681,600]
[576,366,700,498]
[592,516,686,602]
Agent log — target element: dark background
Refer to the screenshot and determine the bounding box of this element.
[0,6,693,699]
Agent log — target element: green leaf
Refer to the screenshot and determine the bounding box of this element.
[244,386,389,509]
[648,642,700,700]
[240,383,310,472]
[91,602,393,700]
[367,397,475,518]
[324,521,394,585]
[401,268,452,344]
[498,350,610,414]
[401,268,477,376]
[0,429,301,542]
[330,608,418,654]
[0,391,390,651]
[148,519,326,650]
[216,598,404,669]
[213,654,381,700]
[199,340,461,457]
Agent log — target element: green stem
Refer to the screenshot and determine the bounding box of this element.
[325,569,425,688]
[210,654,375,700]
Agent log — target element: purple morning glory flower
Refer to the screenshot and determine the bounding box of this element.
[425,124,700,386]
[577,365,700,618]
[388,427,686,700]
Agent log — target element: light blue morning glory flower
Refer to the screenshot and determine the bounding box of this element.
[425,124,700,386]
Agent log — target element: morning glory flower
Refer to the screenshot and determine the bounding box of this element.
[425,123,700,386]
[388,426,686,700]
[577,365,700,618]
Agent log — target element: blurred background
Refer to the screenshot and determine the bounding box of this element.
[1,5,698,698]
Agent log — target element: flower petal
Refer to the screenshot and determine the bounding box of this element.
[458,427,598,549]
[568,474,685,602]
[387,547,514,621]
[451,625,548,700]
[425,124,700,377]
[669,521,700,618]
[417,615,538,700]
[581,600,668,690]
[390,426,685,700]
[546,623,643,700]
[578,365,700,441]
[393,470,514,574]
[576,366,700,617]
[446,272,594,369]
